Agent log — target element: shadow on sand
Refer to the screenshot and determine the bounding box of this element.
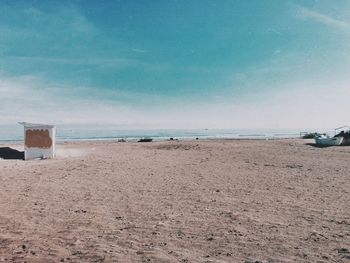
[0,147,24,160]
[305,143,349,148]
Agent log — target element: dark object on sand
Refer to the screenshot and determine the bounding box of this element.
[334,127,350,146]
[0,147,24,160]
[301,132,321,139]
[170,137,174,141]
[117,138,126,142]
[138,138,153,142]
[196,137,199,140]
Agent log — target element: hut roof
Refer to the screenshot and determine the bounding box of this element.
[18,122,56,129]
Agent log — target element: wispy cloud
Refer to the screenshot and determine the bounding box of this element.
[0,74,177,126]
[0,2,166,73]
[0,4,96,38]
[296,5,348,30]
[5,55,146,69]
[2,72,349,129]
[0,76,132,125]
[22,6,96,34]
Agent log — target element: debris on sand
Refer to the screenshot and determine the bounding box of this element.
[138,138,153,142]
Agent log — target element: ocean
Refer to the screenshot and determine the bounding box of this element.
[0,124,309,143]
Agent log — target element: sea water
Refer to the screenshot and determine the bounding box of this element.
[0,124,306,143]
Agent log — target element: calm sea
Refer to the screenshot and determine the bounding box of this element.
[0,124,310,143]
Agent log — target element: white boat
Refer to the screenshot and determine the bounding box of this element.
[315,135,344,146]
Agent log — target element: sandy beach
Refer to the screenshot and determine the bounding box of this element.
[0,139,349,262]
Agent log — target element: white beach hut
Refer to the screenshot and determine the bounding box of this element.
[19,122,56,160]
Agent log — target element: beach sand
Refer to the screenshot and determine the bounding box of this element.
[0,139,349,262]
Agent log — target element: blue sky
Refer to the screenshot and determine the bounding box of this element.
[0,0,349,129]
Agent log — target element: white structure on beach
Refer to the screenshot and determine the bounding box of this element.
[19,122,56,160]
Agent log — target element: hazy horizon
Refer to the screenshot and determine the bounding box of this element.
[1,1,349,129]
[0,123,326,143]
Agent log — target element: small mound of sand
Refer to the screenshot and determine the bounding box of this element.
[153,143,201,151]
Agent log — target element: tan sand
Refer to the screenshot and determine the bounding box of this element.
[0,139,349,262]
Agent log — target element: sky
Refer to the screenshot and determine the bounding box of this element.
[0,0,349,129]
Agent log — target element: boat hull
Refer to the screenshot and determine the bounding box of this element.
[315,137,344,146]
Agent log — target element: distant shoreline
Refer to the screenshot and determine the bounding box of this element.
[0,136,305,146]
